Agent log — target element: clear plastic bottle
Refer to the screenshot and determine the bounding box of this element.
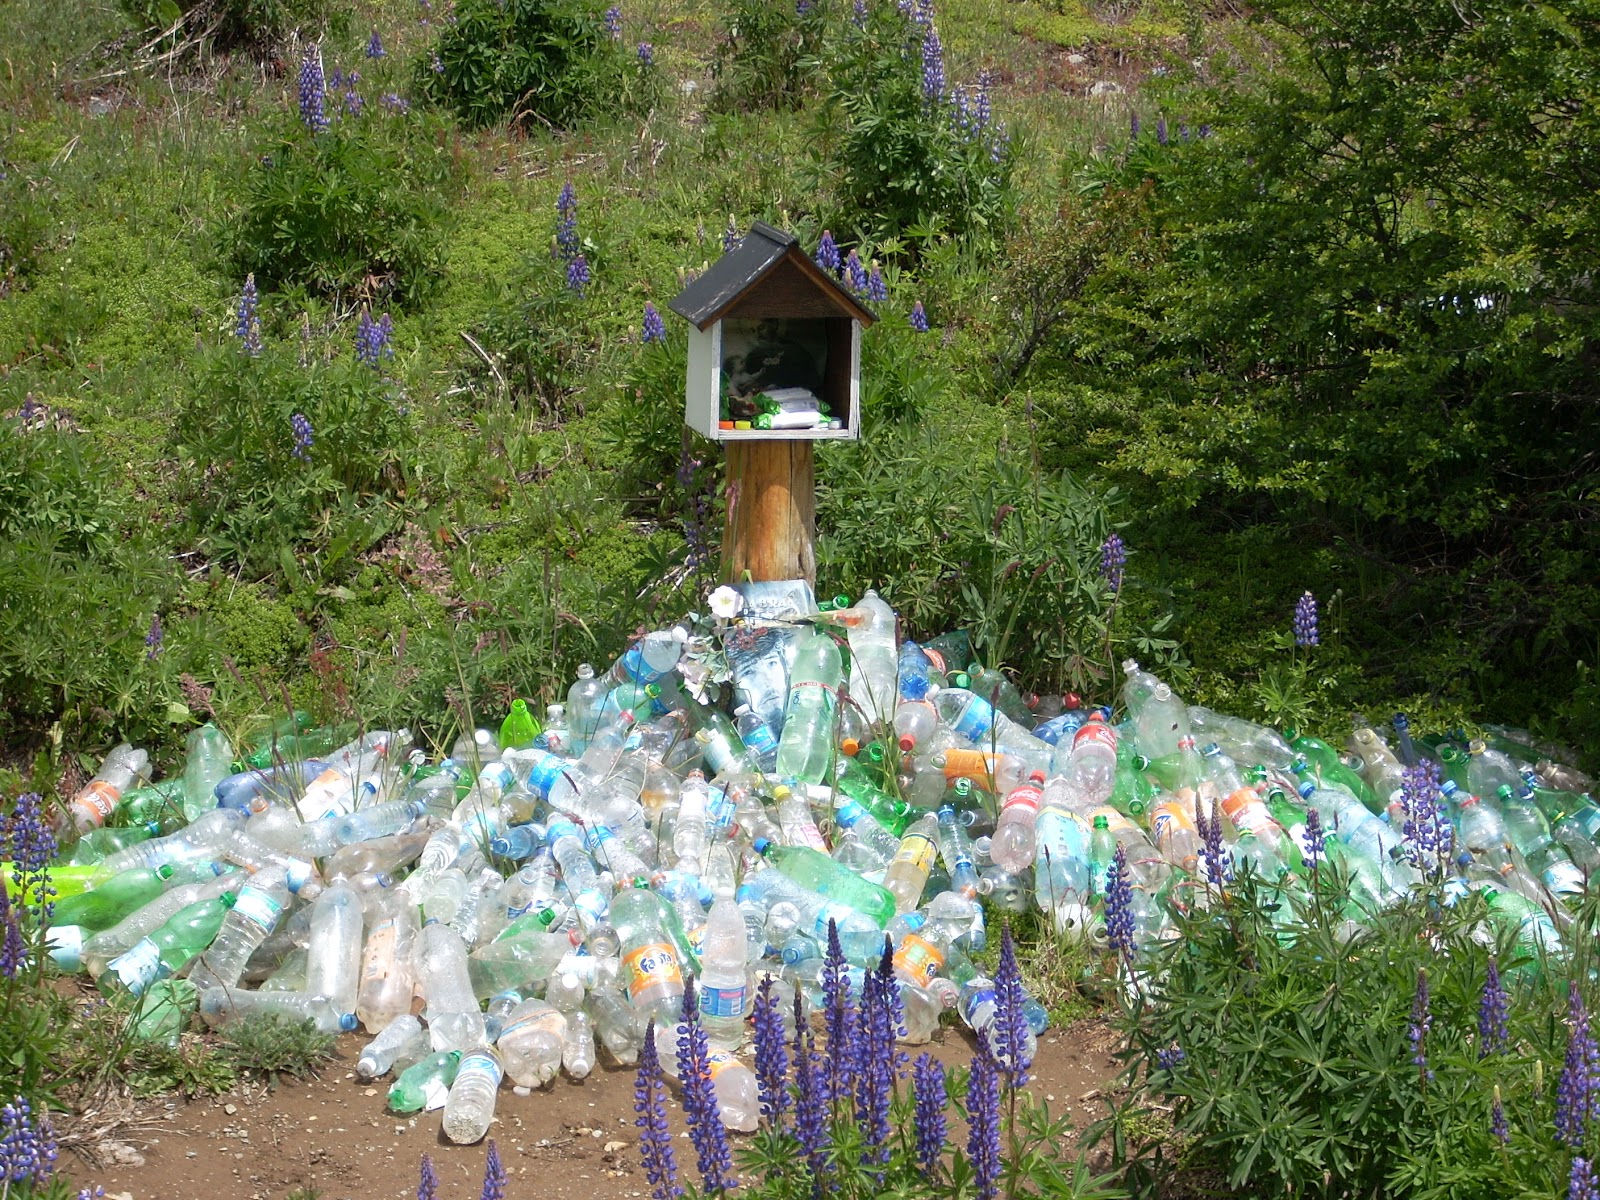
[1034,800,1093,906]
[698,885,751,1049]
[357,889,419,1032]
[182,725,236,823]
[303,881,363,1015]
[1120,661,1191,760]
[496,998,567,1087]
[774,631,843,785]
[442,1047,504,1143]
[883,814,939,914]
[612,884,689,1028]
[94,808,244,878]
[197,986,356,1035]
[934,807,984,900]
[98,892,236,996]
[188,864,294,993]
[562,1007,596,1078]
[673,770,713,869]
[990,771,1046,873]
[654,1024,760,1132]
[831,798,899,870]
[838,589,898,724]
[734,705,780,772]
[589,987,644,1064]
[79,868,238,977]
[357,1013,428,1079]
[775,785,827,852]
[419,921,488,1051]
[1049,714,1119,804]
[67,744,152,834]
[566,665,606,754]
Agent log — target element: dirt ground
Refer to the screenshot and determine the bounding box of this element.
[72,1019,1125,1200]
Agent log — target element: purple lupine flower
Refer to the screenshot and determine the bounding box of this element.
[637,41,653,65]
[1408,968,1434,1082]
[1492,1088,1510,1145]
[844,249,868,294]
[0,888,26,979]
[0,1098,57,1190]
[992,924,1033,1088]
[634,1022,681,1200]
[914,0,935,24]
[1154,1044,1185,1072]
[417,1152,438,1200]
[430,50,444,73]
[297,49,329,133]
[974,73,992,131]
[866,261,887,303]
[1100,532,1126,593]
[722,220,740,254]
[1198,123,1212,138]
[796,0,811,13]
[555,182,579,261]
[966,1043,1002,1200]
[366,29,385,58]
[1479,957,1510,1057]
[343,85,364,116]
[909,300,929,332]
[821,920,857,1103]
[1304,807,1326,871]
[1156,115,1168,145]
[145,612,164,659]
[854,0,867,24]
[641,301,667,345]
[791,1021,830,1178]
[1179,121,1190,142]
[1130,110,1141,138]
[911,1053,946,1174]
[1293,590,1319,646]
[1574,1158,1599,1200]
[752,975,789,1127]
[1557,984,1596,1148]
[815,229,841,275]
[236,275,262,355]
[853,941,900,1170]
[1200,798,1229,889]
[1104,845,1135,961]
[604,5,622,37]
[920,22,944,101]
[1401,760,1453,873]
[381,92,411,113]
[5,793,56,919]
[479,1141,505,1200]
[290,413,314,462]
[329,68,344,90]
[566,254,590,295]
[355,308,393,367]
[676,981,735,1193]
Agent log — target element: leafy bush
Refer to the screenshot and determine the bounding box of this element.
[709,0,827,113]
[215,1014,337,1081]
[172,340,414,574]
[227,83,458,304]
[812,0,1015,247]
[0,162,56,296]
[1101,866,1595,1200]
[416,0,654,130]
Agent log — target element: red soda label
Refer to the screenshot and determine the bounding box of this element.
[72,781,121,827]
[1073,720,1118,752]
[1001,783,1042,818]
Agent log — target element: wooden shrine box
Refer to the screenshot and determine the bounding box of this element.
[668,222,876,441]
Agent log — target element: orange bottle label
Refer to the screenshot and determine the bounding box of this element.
[623,942,682,1001]
[1151,801,1195,839]
[73,781,121,824]
[892,933,946,986]
[941,749,998,783]
[1220,787,1273,835]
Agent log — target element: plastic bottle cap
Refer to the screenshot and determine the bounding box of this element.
[898,735,915,752]
[841,739,860,757]
[752,838,773,856]
[339,1013,359,1032]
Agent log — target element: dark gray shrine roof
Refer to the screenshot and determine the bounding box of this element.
[667,221,876,330]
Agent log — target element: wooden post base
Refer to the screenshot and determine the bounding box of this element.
[724,440,816,585]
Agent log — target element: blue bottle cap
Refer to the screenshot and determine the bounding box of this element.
[752,837,773,855]
[338,1013,359,1032]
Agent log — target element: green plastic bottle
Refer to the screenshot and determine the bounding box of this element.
[835,765,914,837]
[52,864,177,932]
[1287,732,1379,813]
[66,823,162,867]
[755,840,896,927]
[114,780,186,830]
[389,1050,463,1113]
[499,699,542,751]
[243,722,358,771]
[97,891,236,997]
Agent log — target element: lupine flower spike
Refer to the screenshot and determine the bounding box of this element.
[910,300,929,332]
[605,5,622,37]
[1104,845,1136,962]
[642,302,667,345]
[967,1042,1002,1200]
[367,29,385,58]
[676,981,735,1193]
[1293,590,1319,646]
[866,261,888,302]
[1491,1086,1510,1145]
[911,1053,946,1175]
[0,1098,58,1191]
[752,975,789,1127]
[1557,984,1597,1149]
[1408,968,1434,1082]
[633,1022,681,1200]
[567,254,590,295]
[920,22,945,102]
[0,888,27,979]
[1100,532,1126,593]
[821,920,857,1102]
[1479,957,1510,1057]
[298,48,329,133]
[993,924,1033,1088]
[236,275,262,355]
[479,1141,506,1200]
[1304,807,1325,871]
[417,1152,438,1200]
[815,230,841,275]
[1573,1157,1598,1200]
[291,413,314,462]
[637,42,653,65]
[145,612,164,659]
[844,248,868,294]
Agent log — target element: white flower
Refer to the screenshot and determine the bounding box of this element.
[707,585,744,619]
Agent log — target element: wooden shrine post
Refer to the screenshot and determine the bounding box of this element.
[724,440,816,585]
[667,221,874,587]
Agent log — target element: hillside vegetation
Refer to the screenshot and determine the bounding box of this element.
[1,0,1595,783]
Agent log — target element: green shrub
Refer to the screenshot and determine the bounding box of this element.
[1099,868,1596,1200]
[709,0,828,113]
[416,0,655,131]
[812,1,1015,247]
[172,340,414,574]
[0,160,57,296]
[227,93,458,305]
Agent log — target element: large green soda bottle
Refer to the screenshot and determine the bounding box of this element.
[52,864,178,932]
[66,823,162,867]
[1287,732,1379,813]
[835,762,914,836]
[754,839,896,927]
[775,630,843,785]
[389,1050,462,1113]
[97,892,236,997]
[113,780,186,831]
[1109,745,1156,818]
[242,723,357,771]
[499,699,542,751]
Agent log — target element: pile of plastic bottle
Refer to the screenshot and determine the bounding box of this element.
[16,580,1598,1144]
